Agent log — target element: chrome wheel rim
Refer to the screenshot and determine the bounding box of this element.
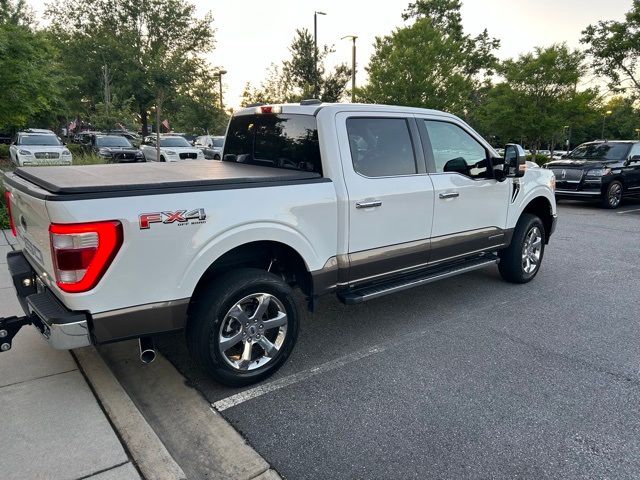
[218,293,288,371]
[522,226,542,274]
[608,183,622,207]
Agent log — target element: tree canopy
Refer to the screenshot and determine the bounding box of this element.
[360,0,499,116]
[582,0,640,97]
[241,28,351,106]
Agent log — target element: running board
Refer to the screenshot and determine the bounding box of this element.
[338,255,499,305]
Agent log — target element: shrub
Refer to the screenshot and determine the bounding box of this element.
[0,144,9,160]
[66,143,84,156]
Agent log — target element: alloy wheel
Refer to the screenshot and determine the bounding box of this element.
[521,226,542,274]
[608,183,622,208]
[218,293,288,371]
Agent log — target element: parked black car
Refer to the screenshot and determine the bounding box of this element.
[88,134,145,163]
[545,140,640,208]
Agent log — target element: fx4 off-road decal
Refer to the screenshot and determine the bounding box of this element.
[139,209,207,229]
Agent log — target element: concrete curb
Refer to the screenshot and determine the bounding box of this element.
[99,340,281,480]
[74,346,187,480]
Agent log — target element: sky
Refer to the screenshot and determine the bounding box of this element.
[27,0,632,109]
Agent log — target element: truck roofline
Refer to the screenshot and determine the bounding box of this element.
[232,102,460,120]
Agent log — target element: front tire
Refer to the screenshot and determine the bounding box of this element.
[186,268,299,387]
[498,213,545,284]
[601,180,623,209]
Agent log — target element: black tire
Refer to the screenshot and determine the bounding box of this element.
[498,213,546,284]
[160,155,166,162]
[186,268,299,387]
[601,180,623,209]
[213,154,221,160]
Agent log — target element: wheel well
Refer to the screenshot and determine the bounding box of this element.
[522,197,553,243]
[192,241,312,299]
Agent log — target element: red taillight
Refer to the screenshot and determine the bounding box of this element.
[49,221,123,293]
[4,191,16,237]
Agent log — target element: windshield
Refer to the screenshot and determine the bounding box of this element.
[568,143,630,161]
[160,137,191,147]
[223,114,322,174]
[213,137,224,147]
[18,134,61,146]
[96,136,132,147]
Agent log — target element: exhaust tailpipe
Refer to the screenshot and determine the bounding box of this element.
[138,336,156,364]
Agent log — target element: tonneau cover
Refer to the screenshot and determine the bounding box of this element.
[14,160,322,195]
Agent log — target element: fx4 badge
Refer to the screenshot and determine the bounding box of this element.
[139,209,207,229]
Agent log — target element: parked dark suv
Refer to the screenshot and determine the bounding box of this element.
[545,140,640,208]
[88,134,145,163]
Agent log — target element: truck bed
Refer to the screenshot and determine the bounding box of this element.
[8,160,324,199]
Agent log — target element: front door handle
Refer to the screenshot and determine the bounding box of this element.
[356,200,383,209]
[439,192,460,199]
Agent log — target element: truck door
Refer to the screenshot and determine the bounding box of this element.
[336,112,435,285]
[415,116,511,263]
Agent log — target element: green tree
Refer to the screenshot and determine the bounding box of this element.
[168,74,229,135]
[241,28,351,106]
[47,0,217,134]
[473,44,598,150]
[360,0,499,116]
[0,1,74,131]
[582,0,640,97]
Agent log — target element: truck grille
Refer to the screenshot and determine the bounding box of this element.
[179,152,197,159]
[34,152,60,159]
[549,168,583,182]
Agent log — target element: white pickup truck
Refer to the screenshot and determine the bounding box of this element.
[2,102,557,386]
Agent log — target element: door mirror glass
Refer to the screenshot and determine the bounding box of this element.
[504,144,526,178]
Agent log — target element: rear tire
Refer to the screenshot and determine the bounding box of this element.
[186,268,299,387]
[498,213,545,284]
[601,180,623,209]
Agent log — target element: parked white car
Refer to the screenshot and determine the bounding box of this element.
[140,135,204,162]
[9,130,72,166]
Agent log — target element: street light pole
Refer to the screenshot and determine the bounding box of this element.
[601,110,612,139]
[342,35,358,102]
[216,70,227,110]
[314,11,326,99]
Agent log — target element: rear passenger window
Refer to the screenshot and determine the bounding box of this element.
[346,118,417,177]
[424,120,489,178]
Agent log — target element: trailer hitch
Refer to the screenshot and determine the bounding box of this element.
[0,315,33,352]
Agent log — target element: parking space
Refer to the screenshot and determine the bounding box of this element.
[157,199,640,479]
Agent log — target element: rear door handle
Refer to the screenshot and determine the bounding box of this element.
[356,200,383,209]
[439,192,460,199]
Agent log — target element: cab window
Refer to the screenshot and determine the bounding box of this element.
[424,120,489,178]
[346,118,417,177]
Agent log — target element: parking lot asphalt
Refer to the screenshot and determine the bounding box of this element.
[157,198,640,479]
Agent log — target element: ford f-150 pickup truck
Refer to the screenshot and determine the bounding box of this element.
[1,102,557,386]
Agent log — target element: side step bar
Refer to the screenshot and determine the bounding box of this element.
[338,255,499,305]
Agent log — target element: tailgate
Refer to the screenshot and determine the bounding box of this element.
[4,174,55,277]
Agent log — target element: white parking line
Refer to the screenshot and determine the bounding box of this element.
[617,208,640,214]
[213,324,447,412]
[213,344,387,411]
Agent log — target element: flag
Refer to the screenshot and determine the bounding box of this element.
[161,119,170,131]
